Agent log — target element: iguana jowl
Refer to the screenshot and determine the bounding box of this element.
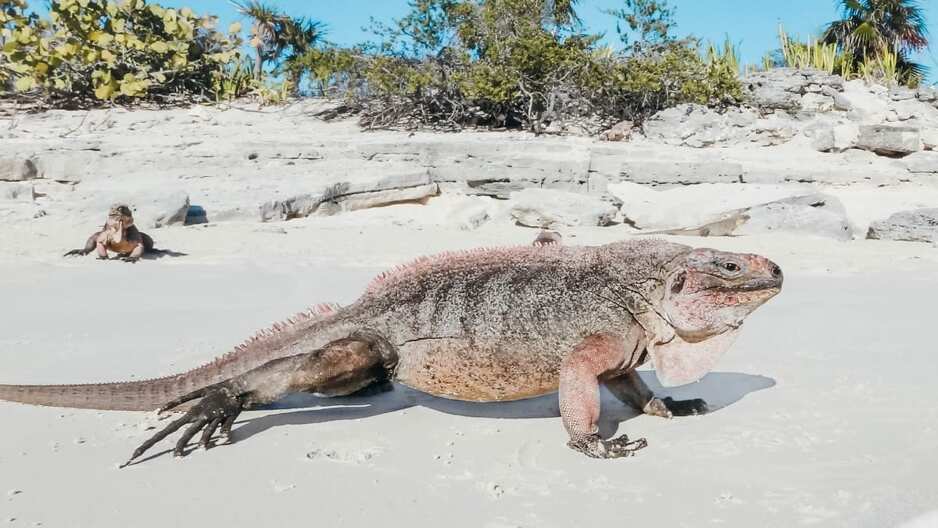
[0,239,783,463]
[64,204,155,263]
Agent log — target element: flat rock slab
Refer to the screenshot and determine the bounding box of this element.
[904,151,938,174]
[509,188,618,228]
[0,182,35,202]
[651,194,854,241]
[867,208,938,243]
[0,156,38,182]
[857,125,922,156]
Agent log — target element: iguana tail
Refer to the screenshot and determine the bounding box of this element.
[0,379,191,411]
[0,303,346,411]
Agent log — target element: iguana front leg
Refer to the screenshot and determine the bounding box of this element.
[118,225,147,263]
[121,337,392,467]
[559,333,648,459]
[605,370,709,418]
[63,232,102,257]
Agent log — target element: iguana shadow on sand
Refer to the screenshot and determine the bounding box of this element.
[236,371,776,440]
[129,372,775,465]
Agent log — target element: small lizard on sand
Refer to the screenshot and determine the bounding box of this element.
[64,204,155,263]
[1,239,782,463]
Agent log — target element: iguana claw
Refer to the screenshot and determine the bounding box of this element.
[120,384,246,468]
[63,249,89,257]
[567,434,648,459]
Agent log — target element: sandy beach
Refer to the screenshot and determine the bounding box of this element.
[1,210,936,527]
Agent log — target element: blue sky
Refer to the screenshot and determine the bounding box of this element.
[151,0,938,83]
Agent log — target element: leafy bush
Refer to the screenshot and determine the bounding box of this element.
[293,0,742,132]
[1,0,248,106]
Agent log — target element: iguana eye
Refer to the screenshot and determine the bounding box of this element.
[723,262,740,272]
[671,272,686,294]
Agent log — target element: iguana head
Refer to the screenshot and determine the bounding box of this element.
[662,248,782,342]
[104,204,134,243]
[649,247,782,387]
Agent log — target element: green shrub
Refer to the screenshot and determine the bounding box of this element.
[1,0,249,106]
[292,0,742,131]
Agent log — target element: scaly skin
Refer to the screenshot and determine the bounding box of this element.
[64,204,155,263]
[1,239,783,464]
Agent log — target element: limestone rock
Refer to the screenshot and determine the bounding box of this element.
[0,182,35,202]
[856,125,922,156]
[742,68,843,111]
[653,194,853,241]
[0,156,38,181]
[509,188,618,228]
[812,123,859,153]
[90,192,191,228]
[921,128,938,150]
[619,160,744,185]
[261,177,439,222]
[642,104,756,147]
[904,151,938,174]
[867,209,938,243]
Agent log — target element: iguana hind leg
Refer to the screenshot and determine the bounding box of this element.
[559,333,648,459]
[605,370,709,418]
[121,335,395,467]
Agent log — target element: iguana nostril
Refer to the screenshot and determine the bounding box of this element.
[771,264,782,278]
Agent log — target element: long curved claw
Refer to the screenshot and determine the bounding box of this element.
[63,249,88,257]
[567,434,648,459]
[121,384,245,468]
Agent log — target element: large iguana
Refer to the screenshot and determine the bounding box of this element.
[0,239,782,465]
[64,204,155,263]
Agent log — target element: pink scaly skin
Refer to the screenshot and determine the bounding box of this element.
[1,239,783,465]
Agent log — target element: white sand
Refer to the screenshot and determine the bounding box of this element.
[1,209,937,527]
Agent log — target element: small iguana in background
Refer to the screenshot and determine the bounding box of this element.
[64,204,155,263]
[0,239,783,464]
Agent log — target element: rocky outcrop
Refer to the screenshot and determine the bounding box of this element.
[509,188,618,228]
[742,68,844,112]
[867,209,938,243]
[641,104,796,148]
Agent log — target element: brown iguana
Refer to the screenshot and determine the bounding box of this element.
[0,239,782,465]
[64,204,155,263]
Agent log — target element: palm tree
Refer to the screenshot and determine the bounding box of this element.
[232,1,325,80]
[823,0,929,82]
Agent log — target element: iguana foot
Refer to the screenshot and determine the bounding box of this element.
[642,397,708,418]
[642,398,673,418]
[567,434,648,459]
[96,255,110,260]
[63,249,90,257]
[120,256,139,263]
[661,397,708,416]
[120,383,245,468]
